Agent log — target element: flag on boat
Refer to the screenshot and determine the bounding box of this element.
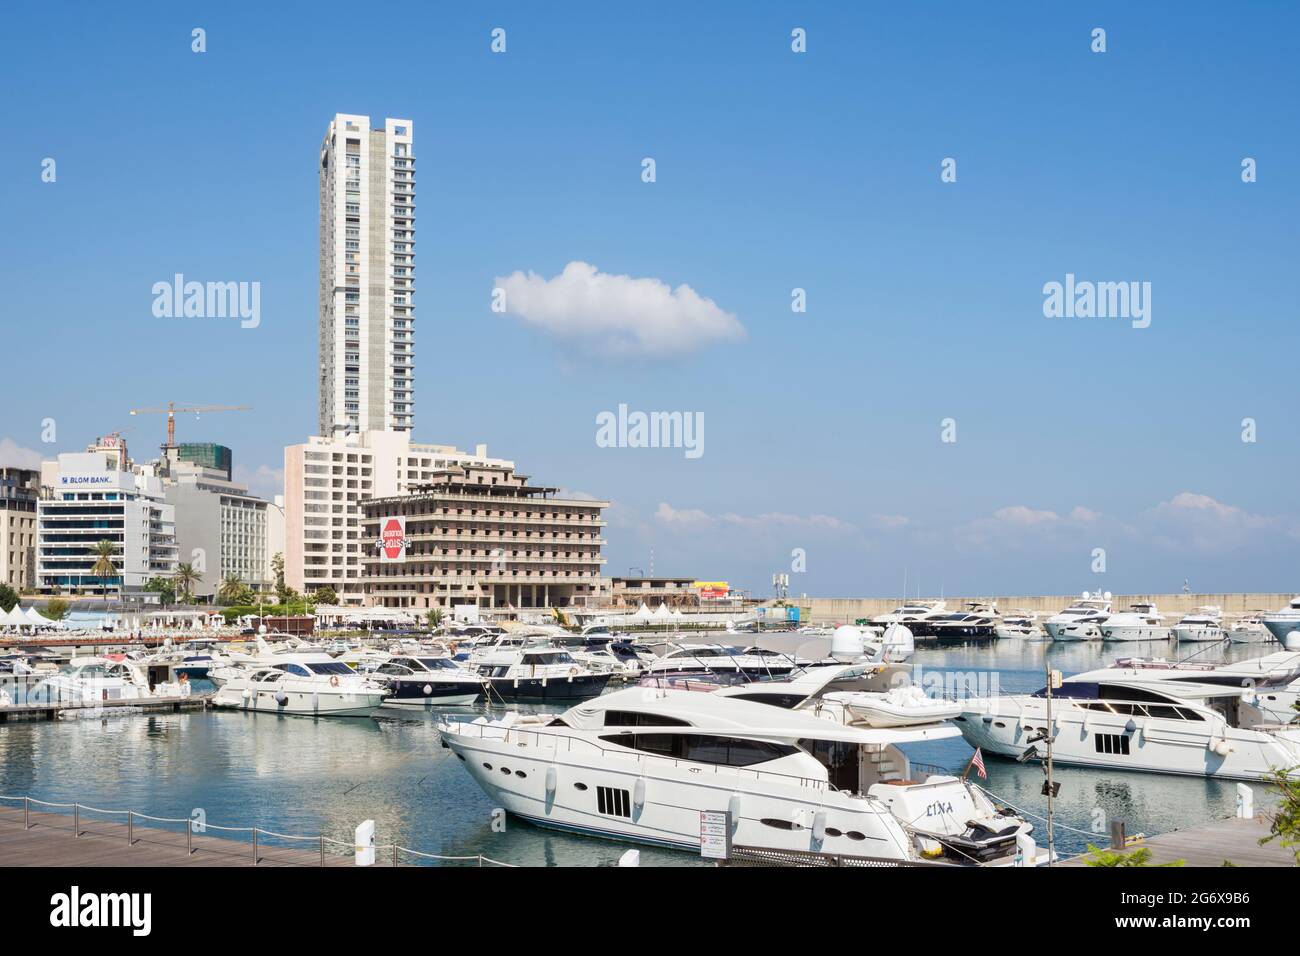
[970,747,987,779]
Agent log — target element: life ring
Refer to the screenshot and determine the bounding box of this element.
[569,666,579,678]
[178,672,189,683]
[329,676,340,687]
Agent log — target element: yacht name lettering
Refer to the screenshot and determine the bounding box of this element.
[925,800,954,817]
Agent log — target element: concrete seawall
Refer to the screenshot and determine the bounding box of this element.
[800,593,1296,624]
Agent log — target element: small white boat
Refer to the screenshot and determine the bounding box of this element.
[1172,606,1224,644]
[1227,613,1275,644]
[823,686,965,728]
[31,657,189,705]
[211,654,388,717]
[994,611,1039,640]
[1098,603,1171,642]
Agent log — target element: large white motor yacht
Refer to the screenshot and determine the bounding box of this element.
[1098,603,1171,642]
[31,657,188,705]
[994,611,1039,640]
[1262,596,1300,646]
[474,646,612,702]
[868,601,948,631]
[1044,593,1112,641]
[955,658,1300,780]
[211,654,388,716]
[372,654,484,708]
[439,679,1047,865]
[643,643,803,680]
[1172,606,1224,644]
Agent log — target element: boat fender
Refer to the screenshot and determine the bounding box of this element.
[1124,718,1138,734]
[545,766,557,796]
[241,688,251,700]
[274,692,288,706]
[728,793,741,831]
[1212,740,1231,757]
[542,676,548,688]
[423,684,433,696]
[633,777,646,812]
[812,810,827,843]
[513,678,520,689]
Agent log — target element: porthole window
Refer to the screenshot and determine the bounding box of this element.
[825,827,843,837]
[846,831,866,841]
[760,818,800,831]
[994,721,1006,728]
[574,783,588,791]
[501,767,511,775]
[515,770,526,778]
[483,763,493,770]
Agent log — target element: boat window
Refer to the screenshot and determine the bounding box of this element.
[598,733,798,767]
[526,652,574,666]
[418,658,457,670]
[1098,685,1179,705]
[306,662,355,676]
[377,663,414,676]
[798,738,859,791]
[278,664,312,677]
[603,710,691,727]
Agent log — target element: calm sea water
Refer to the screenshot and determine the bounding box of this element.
[0,638,1282,865]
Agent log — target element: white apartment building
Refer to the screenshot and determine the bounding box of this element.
[284,431,512,604]
[318,113,415,437]
[37,452,178,596]
[163,458,272,601]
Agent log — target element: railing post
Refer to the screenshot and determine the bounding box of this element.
[187,817,193,855]
[252,828,259,865]
[320,835,325,867]
[74,803,79,837]
[392,844,398,868]
[24,796,29,830]
[128,810,133,845]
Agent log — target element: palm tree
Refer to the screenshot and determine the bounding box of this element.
[218,574,245,605]
[90,539,119,596]
[173,563,202,604]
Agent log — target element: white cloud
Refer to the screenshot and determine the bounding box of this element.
[234,463,284,500]
[1144,492,1276,552]
[0,438,44,470]
[872,514,911,530]
[493,261,745,358]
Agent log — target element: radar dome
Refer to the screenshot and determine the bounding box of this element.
[830,625,865,661]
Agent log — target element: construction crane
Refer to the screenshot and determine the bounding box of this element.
[128,402,251,449]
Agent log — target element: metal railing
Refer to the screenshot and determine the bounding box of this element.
[0,794,514,867]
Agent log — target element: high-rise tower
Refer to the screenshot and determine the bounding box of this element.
[318,114,415,436]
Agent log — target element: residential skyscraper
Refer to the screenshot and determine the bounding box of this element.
[318,114,415,437]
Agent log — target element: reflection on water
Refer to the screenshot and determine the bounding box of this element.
[0,638,1284,865]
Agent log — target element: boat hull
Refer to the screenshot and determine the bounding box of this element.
[482,673,611,702]
[211,687,385,717]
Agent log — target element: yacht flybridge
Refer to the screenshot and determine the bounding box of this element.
[438,677,1048,865]
[955,655,1300,781]
[1044,592,1113,641]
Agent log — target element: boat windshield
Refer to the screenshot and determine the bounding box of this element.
[418,658,458,671]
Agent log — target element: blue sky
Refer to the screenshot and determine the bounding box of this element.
[3,2,1298,598]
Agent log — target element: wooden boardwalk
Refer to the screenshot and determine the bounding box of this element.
[1062,815,1296,867]
[0,804,364,867]
[0,696,210,723]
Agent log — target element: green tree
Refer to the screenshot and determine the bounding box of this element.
[42,598,70,621]
[173,563,202,603]
[310,586,338,605]
[271,553,285,590]
[1084,844,1184,867]
[90,538,119,594]
[218,574,246,605]
[0,583,18,613]
[143,577,176,605]
[427,607,443,629]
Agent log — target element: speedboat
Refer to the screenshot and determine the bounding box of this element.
[1226,613,1274,644]
[372,654,484,708]
[1098,603,1171,642]
[1044,593,1112,641]
[1172,606,1224,644]
[824,685,966,728]
[955,659,1300,781]
[994,611,1039,640]
[474,646,612,702]
[211,654,388,716]
[1262,597,1300,646]
[31,657,188,705]
[438,682,1047,865]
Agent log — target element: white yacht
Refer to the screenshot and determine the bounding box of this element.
[1226,613,1274,644]
[868,601,948,631]
[372,655,484,708]
[1098,603,1171,642]
[643,643,804,680]
[956,659,1300,781]
[1262,597,1300,646]
[1044,593,1112,641]
[31,657,188,705]
[439,682,1047,865]
[141,638,231,679]
[211,654,388,716]
[1172,606,1224,644]
[994,611,1039,640]
[474,646,612,702]
[1103,651,1300,727]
